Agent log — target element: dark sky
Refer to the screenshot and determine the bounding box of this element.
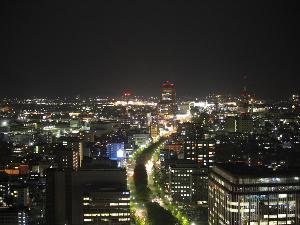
[1,1,299,99]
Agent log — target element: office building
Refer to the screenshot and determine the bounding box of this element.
[0,174,10,207]
[168,160,208,204]
[224,115,253,133]
[132,134,151,148]
[208,163,300,225]
[177,122,204,140]
[0,208,28,225]
[46,167,130,225]
[150,124,159,139]
[82,189,130,224]
[54,145,79,171]
[184,139,215,168]
[157,81,177,126]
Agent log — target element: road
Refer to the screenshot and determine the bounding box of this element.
[128,138,179,225]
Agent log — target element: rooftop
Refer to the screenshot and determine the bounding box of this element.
[214,163,300,178]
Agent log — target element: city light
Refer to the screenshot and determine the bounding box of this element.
[1,120,8,127]
[1,2,300,222]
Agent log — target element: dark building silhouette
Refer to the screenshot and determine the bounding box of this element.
[46,166,130,225]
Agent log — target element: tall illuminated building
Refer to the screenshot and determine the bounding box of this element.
[161,80,176,102]
[184,139,215,168]
[208,163,300,225]
[157,81,177,129]
[238,73,250,114]
[122,90,132,115]
[178,122,215,168]
[226,74,254,133]
[167,160,208,205]
[82,189,130,224]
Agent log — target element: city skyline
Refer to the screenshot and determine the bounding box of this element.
[1,80,300,225]
[1,1,300,98]
[1,1,300,225]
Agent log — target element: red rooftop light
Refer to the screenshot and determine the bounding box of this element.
[123,91,132,97]
[162,81,175,88]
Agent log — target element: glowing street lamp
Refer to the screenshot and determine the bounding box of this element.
[1,120,8,127]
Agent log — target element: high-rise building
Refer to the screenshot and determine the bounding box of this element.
[238,73,250,114]
[237,115,253,133]
[183,139,215,168]
[10,185,29,208]
[0,174,10,208]
[177,122,204,140]
[165,141,184,158]
[82,189,130,224]
[46,167,130,225]
[167,160,207,204]
[208,163,300,225]
[0,174,29,209]
[177,122,215,168]
[53,144,79,171]
[224,115,253,133]
[192,167,209,207]
[224,116,237,133]
[161,80,176,102]
[0,208,28,225]
[157,81,177,126]
[58,136,84,167]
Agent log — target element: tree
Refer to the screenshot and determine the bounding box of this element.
[147,202,178,225]
[134,163,150,202]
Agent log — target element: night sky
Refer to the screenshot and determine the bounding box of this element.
[1,1,299,99]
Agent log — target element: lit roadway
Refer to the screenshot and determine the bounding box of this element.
[127,136,194,225]
[126,147,147,224]
[127,137,176,224]
[146,144,192,225]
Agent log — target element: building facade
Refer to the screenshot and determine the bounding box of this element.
[157,81,177,128]
[208,164,300,225]
[0,208,28,225]
[46,168,130,225]
[183,139,215,168]
[82,189,130,224]
[168,160,208,205]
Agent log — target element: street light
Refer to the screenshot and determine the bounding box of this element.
[1,120,8,127]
